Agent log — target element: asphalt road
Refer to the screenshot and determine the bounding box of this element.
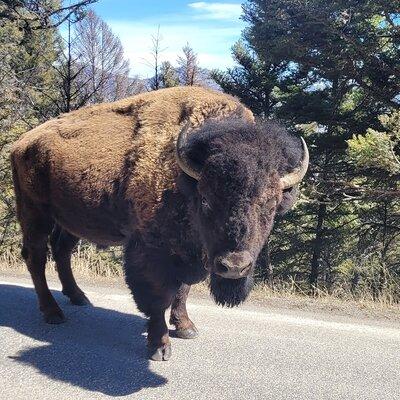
[1,273,399,400]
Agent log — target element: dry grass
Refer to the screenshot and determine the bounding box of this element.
[0,246,123,278]
[254,278,399,307]
[190,277,400,317]
[1,247,399,317]
[250,280,400,314]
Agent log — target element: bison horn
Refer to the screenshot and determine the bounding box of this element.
[176,123,202,180]
[280,137,309,189]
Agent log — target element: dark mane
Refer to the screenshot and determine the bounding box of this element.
[185,118,303,178]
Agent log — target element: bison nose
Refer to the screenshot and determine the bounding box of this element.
[214,251,253,279]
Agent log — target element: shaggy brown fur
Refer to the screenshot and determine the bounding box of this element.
[12,86,253,241]
[11,86,305,362]
[11,86,255,361]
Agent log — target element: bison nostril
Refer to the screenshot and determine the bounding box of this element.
[243,262,251,271]
[241,262,252,274]
[216,262,229,275]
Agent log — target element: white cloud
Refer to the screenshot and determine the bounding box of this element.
[109,21,239,77]
[188,2,242,20]
[101,2,245,77]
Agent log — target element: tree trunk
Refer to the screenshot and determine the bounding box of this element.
[377,200,389,297]
[257,242,273,284]
[309,202,326,289]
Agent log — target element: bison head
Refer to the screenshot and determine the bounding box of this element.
[176,119,308,307]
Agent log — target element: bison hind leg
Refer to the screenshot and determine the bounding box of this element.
[12,150,65,323]
[50,225,91,306]
[17,203,65,323]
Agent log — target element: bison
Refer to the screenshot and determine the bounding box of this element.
[11,86,308,361]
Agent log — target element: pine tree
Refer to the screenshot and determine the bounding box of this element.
[0,2,60,251]
[219,0,400,291]
[211,40,281,117]
[159,61,179,88]
[347,111,400,299]
[0,0,96,29]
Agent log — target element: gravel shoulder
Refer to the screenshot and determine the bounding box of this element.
[1,268,399,329]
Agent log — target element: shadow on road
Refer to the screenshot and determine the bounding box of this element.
[0,284,167,396]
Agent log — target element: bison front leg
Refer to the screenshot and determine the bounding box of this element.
[170,283,199,339]
[124,245,179,360]
[147,309,172,361]
[128,278,177,361]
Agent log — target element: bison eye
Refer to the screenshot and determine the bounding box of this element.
[201,197,211,211]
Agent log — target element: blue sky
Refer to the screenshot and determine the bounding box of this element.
[91,0,246,77]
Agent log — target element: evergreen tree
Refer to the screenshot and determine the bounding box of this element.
[0,0,96,29]
[0,1,60,251]
[347,111,400,299]
[217,0,400,291]
[159,61,179,88]
[211,40,281,117]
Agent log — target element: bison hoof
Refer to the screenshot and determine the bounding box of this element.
[148,343,172,361]
[173,327,199,339]
[44,309,66,324]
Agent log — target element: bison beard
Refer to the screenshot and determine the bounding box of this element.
[209,273,254,307]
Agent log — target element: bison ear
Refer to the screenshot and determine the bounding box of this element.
[276,186,299,215]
